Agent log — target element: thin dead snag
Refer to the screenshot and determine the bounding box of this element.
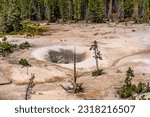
[25,74,35,100]
[73,47,77,84]
[60,47,84,94]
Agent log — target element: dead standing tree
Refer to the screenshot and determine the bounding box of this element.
[25,74,35,100]
[73,47,77,84]
[60,47,84,94]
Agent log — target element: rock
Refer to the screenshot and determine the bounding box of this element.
[132,29,136,32]
[39,93,43,95]
[94,32,98,36]
[116,69,122,73]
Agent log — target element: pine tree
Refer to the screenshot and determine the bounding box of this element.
[0,0,22,33]
[133,0,139,20]
[108,0,113,21]
[59,0,69,21]
[74,0,82,21]
[116,0,124,22]
[142,0,146,18]
[124,0,134,18]
[1,0,150,28]
[69,0,74,20]
[88,0,104,22]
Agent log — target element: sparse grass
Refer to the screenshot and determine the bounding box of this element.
[92,69,105,76]
[19,41,31,49]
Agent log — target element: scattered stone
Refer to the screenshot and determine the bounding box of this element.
[38,92,43,95]
[9,60,19,65]
[94,32,98,36]
[116,69,122,73]
[132,29,136,32]
[63,29,69,32]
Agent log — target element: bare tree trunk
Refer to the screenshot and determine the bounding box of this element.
[73,47,77,84]
[108,0,113,21]
[104,0,109,18]
[133,0,139,20]
[103,0,107,17]
[69,0,74,20]
[117,0,124,22]
[85,0,89,23]
[142,0,146,18]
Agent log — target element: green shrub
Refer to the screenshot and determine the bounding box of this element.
[21,20,46,36]
[144,83,150,93]
[92,69,105,76]
[135,18,149,24]
[0,41,17,56]
[125,67,134,87]
[117,67,150,99]
[139,95,146,100]
[118,86,134,98]
[19,59,30,66]
[74,83,84,93]
[19,41,31,49]
[0,33,5,38]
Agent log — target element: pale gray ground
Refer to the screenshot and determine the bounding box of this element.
[0,22,150,100]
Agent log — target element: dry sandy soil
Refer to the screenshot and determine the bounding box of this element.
[0,22,150,100]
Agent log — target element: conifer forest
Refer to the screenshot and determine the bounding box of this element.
[0,0,150,33]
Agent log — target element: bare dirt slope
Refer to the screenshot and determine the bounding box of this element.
[0,23,150,100]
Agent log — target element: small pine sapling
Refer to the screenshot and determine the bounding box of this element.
[90,40,102,70]
[19,59,31,75]
[90,40,103,76]
[117,67,135,98]
[117,67,150,99]
[125,67,134,87]
[19,59,31,66]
